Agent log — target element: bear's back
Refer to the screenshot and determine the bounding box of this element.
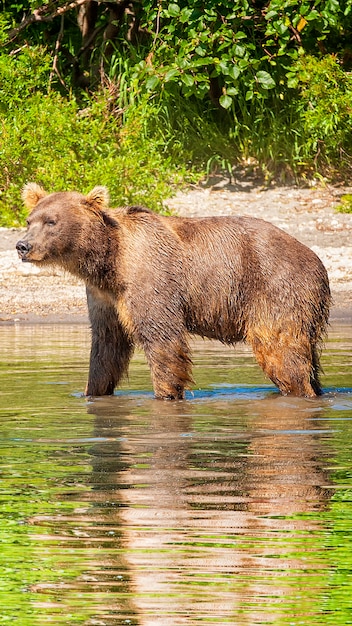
[162,213,323,283]
[156,213,329,341]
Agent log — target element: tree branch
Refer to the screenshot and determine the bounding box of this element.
[49,14,67,89]
[6,0,96,43]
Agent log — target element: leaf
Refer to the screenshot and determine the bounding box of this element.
[287,76,299,88]
[299,4,310,15]
[180,7,192,22]
[191,57,214,67]
[145,75,160,90]
[219,94,232,109]
[297,16,308,32]
[273,20,289,35]
[228,65,240,80]
[256,70,276,89]
[238,58,249,70]
[328,0,340,11]
[234,44,246,58]
[164,68,179,82]
[178,58,190,70]
[168,3,180,17]
[219,60,230,74]
[305,9,320,21]
[265,10,278,20]
[195,46,206,57]
[181,73,195,87]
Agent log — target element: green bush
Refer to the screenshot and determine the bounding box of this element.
[0,50,200,226]
[336,194,352,213]
[0,46,51,112]
[293,54,352,175]
[2,2,352,226]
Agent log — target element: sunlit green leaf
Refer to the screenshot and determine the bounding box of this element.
[145,74,160,90]
[219,94,232,109]
[164,68,179,81]
[256,70,276,89]
[167,3,180,17]
[181,73,194,87]
[228,65,241,80]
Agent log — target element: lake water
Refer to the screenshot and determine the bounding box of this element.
[0,323,352,625]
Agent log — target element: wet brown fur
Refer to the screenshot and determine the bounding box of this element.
[18,184,331,399]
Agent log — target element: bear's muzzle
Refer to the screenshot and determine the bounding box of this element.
[16,240,32,262]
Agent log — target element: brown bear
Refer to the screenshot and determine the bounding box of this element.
[16,183,331,399]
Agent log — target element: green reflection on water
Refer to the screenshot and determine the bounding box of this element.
[0,324,352,625]
[316,404,352,625]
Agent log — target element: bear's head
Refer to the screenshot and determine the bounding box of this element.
[16,184,111,266]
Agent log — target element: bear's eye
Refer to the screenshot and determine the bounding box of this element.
[46,219,57,227]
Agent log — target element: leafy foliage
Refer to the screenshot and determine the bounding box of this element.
[294,54,352,172]
[0,90,197,225]
[336,194,352,213]
[1,1,352,225]
[0,49,200,226]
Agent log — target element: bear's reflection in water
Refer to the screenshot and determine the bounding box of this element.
[75,392,331,625]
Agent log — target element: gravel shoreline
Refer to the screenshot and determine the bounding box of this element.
[1,181,352,324]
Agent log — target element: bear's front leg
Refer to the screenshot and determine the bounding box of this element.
[143,336,194,400]
[86,287,134,396]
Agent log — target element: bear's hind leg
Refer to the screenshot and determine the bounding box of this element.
[251,333,321,398]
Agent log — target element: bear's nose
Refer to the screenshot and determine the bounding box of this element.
[16,240,32,257]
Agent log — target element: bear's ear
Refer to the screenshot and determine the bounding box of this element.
[22,183,47,209]
[86,186,109,210]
